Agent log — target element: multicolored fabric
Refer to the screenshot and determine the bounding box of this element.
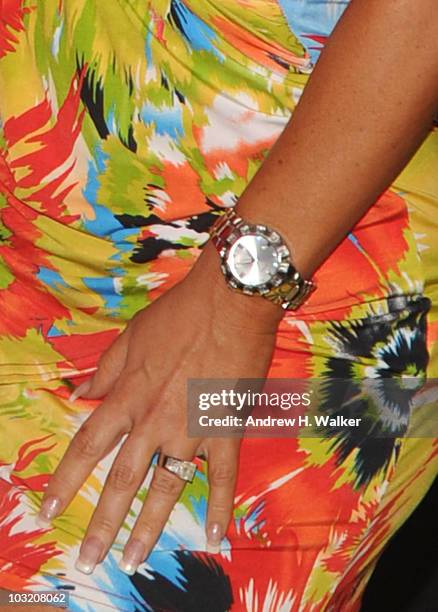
[0,1,437,610]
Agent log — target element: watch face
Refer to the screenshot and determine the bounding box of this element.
[227,234,281,286]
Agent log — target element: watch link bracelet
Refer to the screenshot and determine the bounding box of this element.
[210,209,316,311]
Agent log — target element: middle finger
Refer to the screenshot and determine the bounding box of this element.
[75,430,156,574]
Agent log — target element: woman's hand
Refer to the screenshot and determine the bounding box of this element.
[37,243,282,575]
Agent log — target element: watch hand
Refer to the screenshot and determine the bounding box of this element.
[235,245,255,266]
[245,238,259,263]
[239,255,254,265]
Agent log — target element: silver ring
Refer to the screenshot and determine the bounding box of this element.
[158,454,197,483]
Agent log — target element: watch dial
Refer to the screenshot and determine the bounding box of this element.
[227,235,280,286]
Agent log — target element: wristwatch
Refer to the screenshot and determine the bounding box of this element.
[210,209,315,311]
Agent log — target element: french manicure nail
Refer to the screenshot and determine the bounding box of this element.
[69,380,92,402]
[206,523,223,554]
[75,536,103,575]
[36,496,61,527]
[119,539,146,576]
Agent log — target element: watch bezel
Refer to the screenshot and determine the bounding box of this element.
[219,222,292,295]
[211,208,316,310]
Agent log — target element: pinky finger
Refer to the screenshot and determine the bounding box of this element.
[205,439,240,554]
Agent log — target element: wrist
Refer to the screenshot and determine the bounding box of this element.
[189,242,284,332]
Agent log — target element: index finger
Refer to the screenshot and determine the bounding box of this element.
[37,377,136,527]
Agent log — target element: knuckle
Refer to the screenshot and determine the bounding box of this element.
[99,347,122,377]
[150,470,182,497]
[107,462,136,493]
[116,367,145,391]
[209,464,235,487]
[92,516,115,534]
[71,423,99,459]
[47,472,64,491]
[209,500,231,515]
[135,519,155,537]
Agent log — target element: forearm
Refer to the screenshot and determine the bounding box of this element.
[192,0,438,326]
[235,0,438,279]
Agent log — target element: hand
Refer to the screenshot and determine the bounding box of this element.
[37,243,282,575]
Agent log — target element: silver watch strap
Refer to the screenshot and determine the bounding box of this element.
[210,208,242,249]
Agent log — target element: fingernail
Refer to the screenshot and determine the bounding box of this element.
[75,536,103,575]
[36,496,61,527]
[119,539,146,576]
[206,523,223,554]
[69,380,92,402]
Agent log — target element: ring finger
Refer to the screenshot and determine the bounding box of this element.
[119,443,198,575]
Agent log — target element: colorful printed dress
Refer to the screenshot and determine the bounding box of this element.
[1,1,437,610]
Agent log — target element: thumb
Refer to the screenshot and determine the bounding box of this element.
[69,327,132,401]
